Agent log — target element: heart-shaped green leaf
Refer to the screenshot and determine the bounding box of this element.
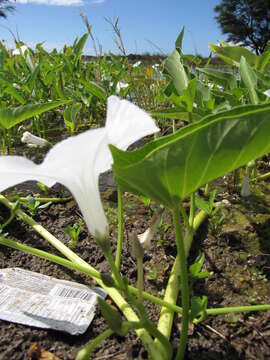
[111,103,270,208]
[0,100,69,130]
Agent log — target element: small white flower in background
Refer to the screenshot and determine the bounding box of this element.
[0,96,159,241]
[21,131,49,148]
[264,89,270,98]
[12,45,36,73]
[13,83,20,90]
[152,64,159,70]
[133,61,141,68]
[137,210,162,250]
[12,45,28,56]
[115,82,129,94]
[241,174,251,197]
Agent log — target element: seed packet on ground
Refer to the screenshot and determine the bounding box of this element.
[0,268,106,335]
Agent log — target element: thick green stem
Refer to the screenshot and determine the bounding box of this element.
[0,195,163,360]
[154,209,207,351]
[76,328,113,360]
[172,207,190,360]
[115,186,124,271]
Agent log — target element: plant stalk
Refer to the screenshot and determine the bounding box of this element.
[115,186,124,271]
[154,209,207,351]
[172,206,190,360]
[76,328,113,360]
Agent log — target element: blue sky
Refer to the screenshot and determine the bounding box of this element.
[1,0,226,56]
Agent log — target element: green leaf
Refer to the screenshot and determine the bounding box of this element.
[197,67,237,90]
[82,80,107,101]
[74,33,88,56]
[258,50,270,73]
[189,252,210,280]
[100,273,116,287]
[175,26,184,54]
[98,297,123,334]
[64,102,82,134]
[189,252,205,275]
[111,103,270,208]
[195,195,211,215]
[164,50,188,95]
[4,85,25,105]
[150,107,201,122]
[240,56,259,104]
[210,43,258,68]
[180,77,197,112]
[0,100,69,130]
[190,296,208,324]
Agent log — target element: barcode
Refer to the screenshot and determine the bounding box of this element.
[0,286,11,307]
[51,285,95,302]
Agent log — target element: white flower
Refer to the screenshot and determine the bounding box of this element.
[21,131,49,148]
[12,45,28,56]
[0,96,159,241]
[116,82,129,94]
[264,89,270,98]
[152,63,159,70]
[133,61,141,68]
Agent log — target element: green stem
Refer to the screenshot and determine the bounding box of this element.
[189,193,195,227]
[107,246,171,359]
[1,236,270,318]
[206,304,270,315]
[12,196,73,204]
[115,186,124,271]
[172,207,190,360]
[154,210,207,350]
[172,119,176,133]
[76,328,113,360]
[204,183,210,197]
[137,256,144,302]
[0,195,163,360]
[251,171,270,183]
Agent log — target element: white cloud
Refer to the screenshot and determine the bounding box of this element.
[14,0,83,6]
[91,0,105,3]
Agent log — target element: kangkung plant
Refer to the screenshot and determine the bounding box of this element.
[1,29,270,360]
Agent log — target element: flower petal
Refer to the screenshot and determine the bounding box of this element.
[105,96,159,150]
[0,156,55,192]
[41,127,109,238]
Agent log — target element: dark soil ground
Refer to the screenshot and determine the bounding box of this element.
[0,170,270,360]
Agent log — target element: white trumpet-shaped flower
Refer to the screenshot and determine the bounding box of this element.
[21,131,49,148]
[0,96,159,241]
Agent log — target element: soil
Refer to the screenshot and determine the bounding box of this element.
[0,170,270,360]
